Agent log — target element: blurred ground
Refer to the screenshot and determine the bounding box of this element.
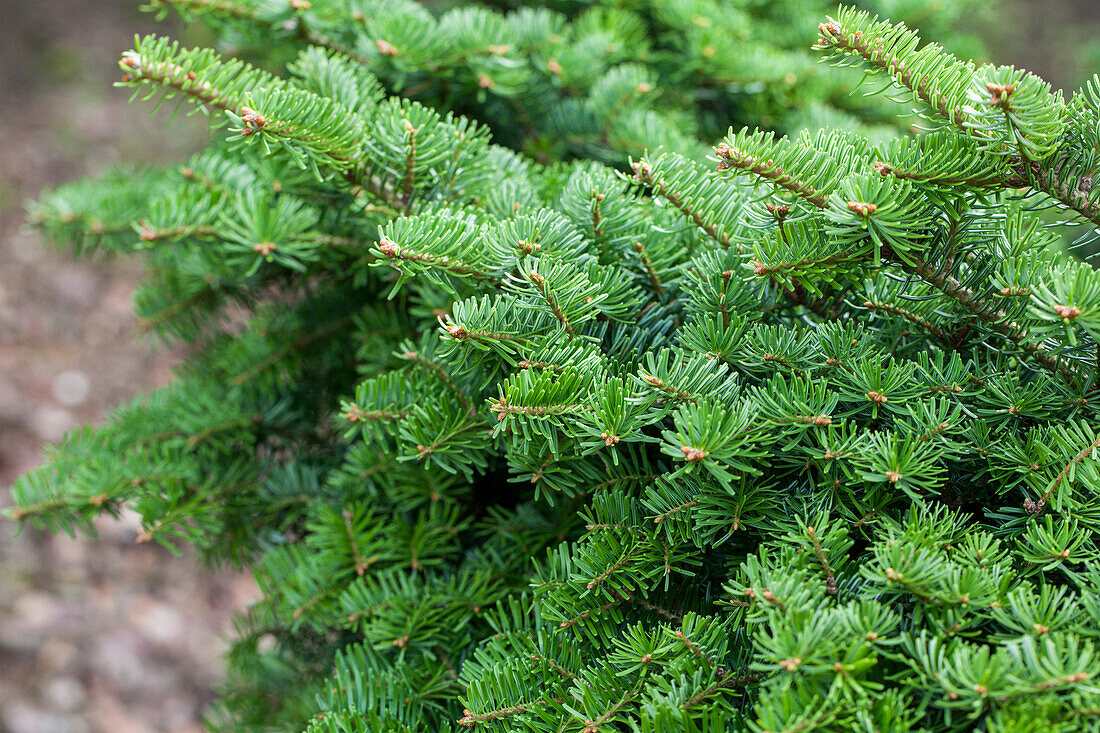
[0,1,1096,732]
[0,2,258,732]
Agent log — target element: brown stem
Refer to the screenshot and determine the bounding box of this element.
[653,500,699,524]
[805,525,837,596]
[683,668,760,711]
[458,698,566,727]
[378,239,495,279]
[632,241,665,295]
[402,121,418,208]
[527,269,574,338]
[1031,435,1100,515]
[862,298,948,344]
[714,146,828,208]
[634,163,734,249]
[874,161,1003,189]
[1026,160,1100,227]
[901,253,1078,383]
[816,19,967,127]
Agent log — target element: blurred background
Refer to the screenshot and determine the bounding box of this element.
[0,1,1096,731]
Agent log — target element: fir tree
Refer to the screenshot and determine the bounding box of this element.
[8,1,1100,731]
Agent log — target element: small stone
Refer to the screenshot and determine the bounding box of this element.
[43,676,87,712]
[52,370,90,407]
[29,406,74,442]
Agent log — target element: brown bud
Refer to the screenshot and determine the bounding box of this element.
[818,21,843,40]
[378,238,399,256]
[547,59,562,75]
[376,39,398,56]
[1053,304,1081,320]
[765,203,790,219]
[680,445,708,462]
[986,82,1016,107]
[846,201,877,217]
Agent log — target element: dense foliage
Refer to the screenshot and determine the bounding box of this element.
[9,1,1100,731]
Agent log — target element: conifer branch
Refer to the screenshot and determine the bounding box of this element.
[401,120,418,209]
[137,289,218,333]
[591,190,605,242]
[682,668,760,711]
[632,242,665,295]
[899,254,1078,382]
[751,252,865,277]
[633,162,733,249]
[592,474,661,492]
[457,697,567,727]
[652,500,699,524]
[714,144,828,208]
[150,0,368,64]
[232,313,352,384]
[526,269,574,338]
[403,350,474,416]
[585,550,640,590]
[344,407,411,422]
[862,298,947,343]
[529,653,579,680]
[1031,434,1100,515]
[804,525,837,596]
[558,594,626,629]
[1027,161,1100,227]
[19,5,1100,731]
[443,323,528,346]
[137,222,216,242]
[873,160,1002,189]
[579,690,638,733]
[815,17,968,128]
[378,238,497,280]
[630,595,683,622]
[489,397,590,420]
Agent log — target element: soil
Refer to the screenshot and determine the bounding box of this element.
[0,2,257,732]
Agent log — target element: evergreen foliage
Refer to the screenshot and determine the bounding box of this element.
[9,1,1100,731]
